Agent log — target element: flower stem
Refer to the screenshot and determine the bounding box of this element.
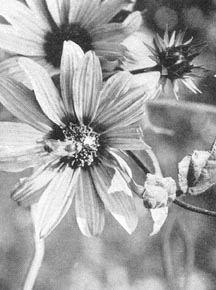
[127,150,216,217]
[126,150,150,174]
[174,198,216,217]
[23,235,45,290]
[129,65,161,75]
[162,216,179,290]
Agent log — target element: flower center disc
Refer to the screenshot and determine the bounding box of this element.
[159,47,193,80]
[44,23,93,68]
[60,124,100,168]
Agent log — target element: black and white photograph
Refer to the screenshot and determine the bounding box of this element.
[0,0,216,289]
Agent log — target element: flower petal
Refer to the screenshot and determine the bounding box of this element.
[33,166,78,238]
[79,0,102,27]
[25,0,52,29]
[0,57,31,87]
[0,122,44,147]
[73,51,102,123]
[19,58,67,126]
[107,150,145,197]
[75,169,105,237]
[95,85,145,132]
[0,144,47,172]
[11,160,59,206]
[104,126,148,150]
[45,0,62,26]
[150,207,168,236]
[100,57,120,73]
[181,78,201,94]
[94,71,132,119]
[122,32,157,70]
[93,41,124,59]
[60,41,84,115]
[91,163,138,234]
[0,1,47,40]
[0,25,45,56]
[91,11,142,42]
[0,77,52,133]
[69,0,100,26]
[89,0,133,27]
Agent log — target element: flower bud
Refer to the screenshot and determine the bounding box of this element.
[143,174,176,209]
[178,139,216,195]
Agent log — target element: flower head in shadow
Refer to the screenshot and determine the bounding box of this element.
[0,0,142,81]
[0,42,149,238]
[123,27,207,100]
[147,28,206,99]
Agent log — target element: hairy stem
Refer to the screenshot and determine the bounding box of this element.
[23,235,45,290]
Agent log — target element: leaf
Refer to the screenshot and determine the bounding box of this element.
[150,207,168,236]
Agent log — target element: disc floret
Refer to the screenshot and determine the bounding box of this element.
[62,123,100,167]
[44,123,100,168]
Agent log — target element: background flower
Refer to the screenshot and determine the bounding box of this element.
[122,27,206,100]
[0,0,142,83]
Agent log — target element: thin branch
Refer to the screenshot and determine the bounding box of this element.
[129,65,160,75]
[23,235,45,290]
[126,150,150,174]
[174,198,216,217]
[127,150,216,218]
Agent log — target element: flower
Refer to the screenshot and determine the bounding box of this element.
[143,173,176,235]
[0,0,142,81]
[121,31,161,99]
[123,27,206,99]
[178,138,216,195]
[0,41,149,238]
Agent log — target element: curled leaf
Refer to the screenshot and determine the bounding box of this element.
[178,139,216,195]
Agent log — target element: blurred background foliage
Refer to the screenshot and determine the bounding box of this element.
[1,0,216,290]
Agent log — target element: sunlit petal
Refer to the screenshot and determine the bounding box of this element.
[75,169,105,236]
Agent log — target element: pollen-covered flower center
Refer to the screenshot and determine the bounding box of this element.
[158,47,193,80]
[62,123,99,168]
[44,23,93,68]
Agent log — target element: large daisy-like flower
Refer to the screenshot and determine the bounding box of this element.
[0,0,142,80]
[0,42,148,238]
[123,28,206,99]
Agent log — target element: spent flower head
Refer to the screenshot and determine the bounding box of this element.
[0,42,149,238]
[143,173,176,209]
[143,173,176,235]
[0,0,142,81]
